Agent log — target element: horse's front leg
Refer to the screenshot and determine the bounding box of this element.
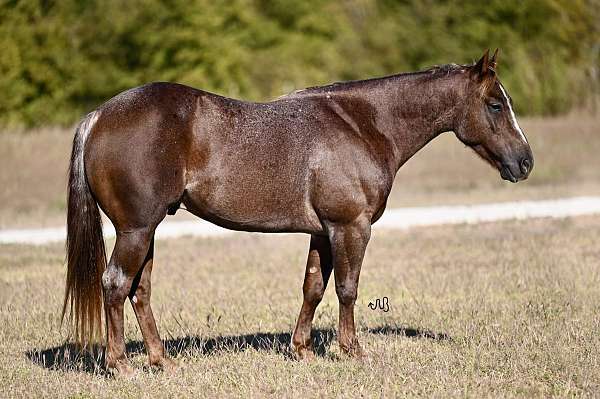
[327,215,371,357]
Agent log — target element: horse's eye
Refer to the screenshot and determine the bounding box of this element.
[488,103,502,113]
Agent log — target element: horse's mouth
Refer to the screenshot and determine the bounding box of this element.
[500,161,533,183]
[500,165,518,183]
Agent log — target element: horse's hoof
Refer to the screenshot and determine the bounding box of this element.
[107,360,136,378]
[151,357,179,374]
[291,339,318,361]
[340,342,365,360]
[294,346,317,361]
[159,357,179,374]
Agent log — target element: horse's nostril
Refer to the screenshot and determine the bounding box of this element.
[520,158,531,174]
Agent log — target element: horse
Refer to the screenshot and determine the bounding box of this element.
[62,49,533,375]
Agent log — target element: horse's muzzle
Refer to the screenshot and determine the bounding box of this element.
[501,156,533,183]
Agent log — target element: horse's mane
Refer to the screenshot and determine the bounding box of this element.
[279,63,472,99]
[425,63,470,75]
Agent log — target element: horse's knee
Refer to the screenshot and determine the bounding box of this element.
[335,283,357,306]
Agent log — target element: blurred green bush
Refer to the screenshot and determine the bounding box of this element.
[0,0,598,127]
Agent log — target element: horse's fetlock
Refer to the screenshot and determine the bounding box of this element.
[292,332,313,352]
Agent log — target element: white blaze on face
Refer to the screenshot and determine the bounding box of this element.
[499,83,528,144]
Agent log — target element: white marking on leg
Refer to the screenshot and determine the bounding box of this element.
[101,265,127,290]
[499,84,527,143]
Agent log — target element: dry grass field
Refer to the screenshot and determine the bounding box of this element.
[1,216,600,397]
[1,115,599,228]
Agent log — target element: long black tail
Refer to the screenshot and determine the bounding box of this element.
[61,110,106,347]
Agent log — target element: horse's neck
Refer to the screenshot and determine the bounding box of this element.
[366,72,465,172]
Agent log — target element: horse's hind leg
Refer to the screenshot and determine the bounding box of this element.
[102,227,155,376]
[291,234,333,359]
[128,236,176,371]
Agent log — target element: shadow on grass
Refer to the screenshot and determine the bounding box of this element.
[367,325,452,341]
[26,325,449,374]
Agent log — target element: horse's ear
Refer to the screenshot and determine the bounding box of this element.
[471,49,497,89]
[473,49,490,76]
[489,48,499,72]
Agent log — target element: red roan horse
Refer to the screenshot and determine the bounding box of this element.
[62,49,533,375]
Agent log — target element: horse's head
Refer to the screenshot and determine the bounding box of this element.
[454,49,533,183]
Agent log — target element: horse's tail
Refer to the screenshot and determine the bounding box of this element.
[61,110,106,347]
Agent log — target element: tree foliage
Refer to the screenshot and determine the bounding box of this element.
[0,0,598,127]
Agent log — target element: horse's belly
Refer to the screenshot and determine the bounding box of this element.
[182,178,323,234]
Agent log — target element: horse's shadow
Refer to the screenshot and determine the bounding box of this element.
[367,325,451,341]
[25,325,450,374]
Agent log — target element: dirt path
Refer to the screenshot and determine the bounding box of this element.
[1,196,599,245]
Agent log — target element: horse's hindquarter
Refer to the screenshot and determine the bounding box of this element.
[85,83,195,230]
